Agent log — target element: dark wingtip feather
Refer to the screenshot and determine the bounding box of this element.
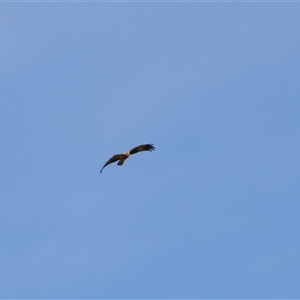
[147,143,155,151]
[100,163,106,174]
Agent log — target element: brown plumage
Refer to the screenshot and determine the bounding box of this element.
[100,143,155,173]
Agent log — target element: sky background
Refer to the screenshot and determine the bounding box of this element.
[1,2,300,299]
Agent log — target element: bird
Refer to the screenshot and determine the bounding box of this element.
[100,143,155,173]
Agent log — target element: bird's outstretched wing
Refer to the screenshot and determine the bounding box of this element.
[100,154,122,173]
[129,143,155,155]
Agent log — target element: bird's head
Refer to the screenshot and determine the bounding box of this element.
[123,151,130,157]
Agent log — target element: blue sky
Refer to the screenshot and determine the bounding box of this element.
[1,3,300,298]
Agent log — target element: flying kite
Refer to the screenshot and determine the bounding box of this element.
[100,143,155,173]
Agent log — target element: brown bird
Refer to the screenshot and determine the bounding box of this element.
[100,143,155,173]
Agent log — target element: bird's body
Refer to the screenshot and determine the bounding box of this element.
[117,152,130,165]
[100,144,155,173]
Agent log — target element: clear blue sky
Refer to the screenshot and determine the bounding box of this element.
[1,3,300,298]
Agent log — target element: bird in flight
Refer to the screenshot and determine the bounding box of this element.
[100,143,156,173]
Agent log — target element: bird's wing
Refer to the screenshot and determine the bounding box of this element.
[100,154,122,173]
[129,143,155,155]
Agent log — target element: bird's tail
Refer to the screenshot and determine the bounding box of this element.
[117,159,125,166]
